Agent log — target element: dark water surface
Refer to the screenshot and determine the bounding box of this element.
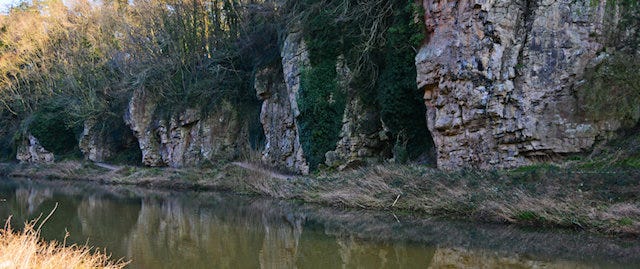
[0,177,638,269]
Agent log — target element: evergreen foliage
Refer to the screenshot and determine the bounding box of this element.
[377,2,433,161]
[293,0,433,168]
[295,0,347,169]
[27,99,81,156]
[579,53,640,126]
[579,0,640,127]
[298,61,346,170]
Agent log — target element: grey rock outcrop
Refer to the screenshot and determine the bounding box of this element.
[16,134,54,164]
[263,29,392,172]
[325,96,392,170]
[79,119,113,162]
[125,88,248,168]
[255,66,309,174]
[416,0,623,169]
[255,28,310,174]
[324,57,392,170]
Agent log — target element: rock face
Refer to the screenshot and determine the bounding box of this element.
[325,92,392,170]
[79,119,113,162]
[416,0,621,169]
[260,29,392,173]
[125,88,248,168]
[255,66,309,174]
[324,56,392,170]
[255,29,310,174]
[16,134,54,164]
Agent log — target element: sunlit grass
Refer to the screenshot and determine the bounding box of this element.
[0,217,128,269]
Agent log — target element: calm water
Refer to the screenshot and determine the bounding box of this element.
[0,177,638,269]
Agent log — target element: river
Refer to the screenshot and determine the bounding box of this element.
[0,177,638,268]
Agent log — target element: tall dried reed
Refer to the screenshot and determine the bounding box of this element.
[0,213,128,269]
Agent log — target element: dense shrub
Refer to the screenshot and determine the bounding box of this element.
[295,0,348,169]
[298,61,346,169]
[377,2,433,161]
[27,100,81,156]
[294,0,434,168]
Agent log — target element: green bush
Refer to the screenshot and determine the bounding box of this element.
[377,2,433,160]
[27,100,82,156]
[296,0,349,169]
[298,61,346,170]
[0,117,18,161]
[294,0,435,169]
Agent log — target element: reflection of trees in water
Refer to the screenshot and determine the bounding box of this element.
[336,236,435,269]
[124,197,264,268]
[0,186,52,225]
[1,178,638,269]
[257,206,304,269]
[123,197,308,269]
[76,195,140,257]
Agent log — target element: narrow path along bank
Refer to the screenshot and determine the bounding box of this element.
[1,161,639,238]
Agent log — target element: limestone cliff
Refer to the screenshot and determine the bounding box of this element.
[125,88,248,168]
[416,0,629,169]
[16,134,54,164]
[79,119,113,162]
[74,0,636,172]
[324,57,392,169]
[325,95,392,170]
[258,29,393,173]
[255,30,310,175]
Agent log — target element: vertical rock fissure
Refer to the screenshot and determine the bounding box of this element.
[515,0,539,77]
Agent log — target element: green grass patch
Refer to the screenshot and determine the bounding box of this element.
[619,217,634,226]
[516,211,541,221]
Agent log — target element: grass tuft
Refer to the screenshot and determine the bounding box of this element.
[0,219,128,269]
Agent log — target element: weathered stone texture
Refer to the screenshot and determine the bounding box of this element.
[325,96,392,170]
[325,57,391,170]
[254,29,310,175]
[79,119,113,162]
[417,0,621,169]
[16,134,54,164]
[255,65,309,175]
[125,88,248,168]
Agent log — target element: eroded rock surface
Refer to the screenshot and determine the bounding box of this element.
[255,65,309,175]
[125,89,248,167]
[79,119,113,162]
[325,93,392,170]
[417,0,621,169]
[254,28,311,174]
[16,134,54,164]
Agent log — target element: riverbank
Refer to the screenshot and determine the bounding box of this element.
[1,159,638,238]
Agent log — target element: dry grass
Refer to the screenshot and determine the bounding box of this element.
[0,218,128,269]
[5,160,640,236]
[302,164,640,236]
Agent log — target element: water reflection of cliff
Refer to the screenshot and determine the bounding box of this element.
[0,178,638,269]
